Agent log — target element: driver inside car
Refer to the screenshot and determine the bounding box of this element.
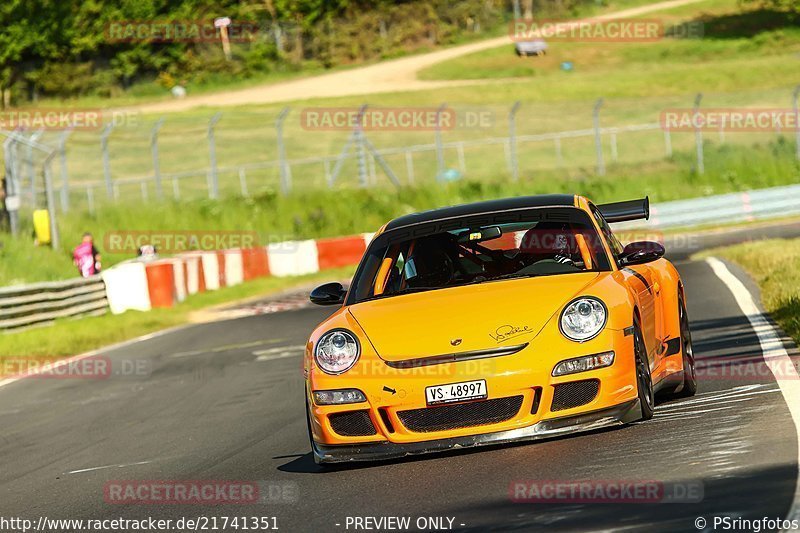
[518,222,579,268]
[404,236,456,288]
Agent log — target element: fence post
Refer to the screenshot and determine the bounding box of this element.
[207,112,222,199]
[693,93,704,175]
[355,105,368,187]
[2,134,19,236]
[435,103,447,179]
[593,98,605,176]
[663,127,672,158]
[456,142,466,174]
[323,159,332,187]
[238,167,249,196]
[150,118,165,199]
[275,107,292,194]
[405,150,415,184]
[27,129,44,205]
[58,128,73,212]
[508,101,521,181]
[100,123,115,198]
[43,151,60,249]
[793,85,800,161]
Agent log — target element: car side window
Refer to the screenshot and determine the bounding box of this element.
[590,204,624,260]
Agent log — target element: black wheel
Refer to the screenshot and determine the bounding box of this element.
[633,318,655,420]
[675,293,697,398]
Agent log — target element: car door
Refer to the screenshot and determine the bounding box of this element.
[589,205,661,377]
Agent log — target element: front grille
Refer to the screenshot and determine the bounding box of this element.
[328,411,377,436]
[397,396,524,433]
[551,379,600,411]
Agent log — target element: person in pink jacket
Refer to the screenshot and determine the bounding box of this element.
[72,232,101,277]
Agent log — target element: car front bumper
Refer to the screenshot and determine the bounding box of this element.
[312,398,641,464]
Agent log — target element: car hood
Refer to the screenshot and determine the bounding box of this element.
[349,273,599,362]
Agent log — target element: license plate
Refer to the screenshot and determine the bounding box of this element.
[426,379,487,406]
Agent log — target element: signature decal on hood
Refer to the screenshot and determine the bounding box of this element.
[490,324,532,343]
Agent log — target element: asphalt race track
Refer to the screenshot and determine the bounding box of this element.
[2,233,800,532]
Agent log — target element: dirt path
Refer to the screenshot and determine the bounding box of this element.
[135,0,705,114]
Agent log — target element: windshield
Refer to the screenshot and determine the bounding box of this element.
[348,207,610,304]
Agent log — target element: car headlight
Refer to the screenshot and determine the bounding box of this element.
[314,329,361,374]
[552,351,615,376]
[559,297,607,342]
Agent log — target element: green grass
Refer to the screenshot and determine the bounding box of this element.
[5,136,799,286]
[419,2,800,81]
[695,239,800,345]
[1,265,355,359]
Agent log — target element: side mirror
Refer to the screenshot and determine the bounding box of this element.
[619,241,665,266]
[310,282,347,306]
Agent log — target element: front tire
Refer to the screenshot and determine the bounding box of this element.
[633,318,655,420]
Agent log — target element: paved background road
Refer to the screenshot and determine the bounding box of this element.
[1,243,799,531]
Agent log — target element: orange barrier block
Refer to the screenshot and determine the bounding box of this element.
[241,248,255,281]
[316,236,366,270]
[145,261,177,308]
[242,247,270,280]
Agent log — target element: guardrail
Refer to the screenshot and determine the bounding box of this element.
[0,275,108,331]
[620,184,800,230]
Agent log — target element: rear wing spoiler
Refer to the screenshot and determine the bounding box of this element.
[597,197,649,223]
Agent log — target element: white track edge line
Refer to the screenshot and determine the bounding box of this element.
[706,257,800,526]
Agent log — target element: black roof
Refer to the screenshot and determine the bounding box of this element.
[384,194,576,231]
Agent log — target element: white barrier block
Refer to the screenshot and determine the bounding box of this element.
[224,250,244,286]
[101,262,151,314]
[170,259,187,302]
[267,239,320,277]
[362,232,375,246]
[184,255,201,295]
[200,252,220,290]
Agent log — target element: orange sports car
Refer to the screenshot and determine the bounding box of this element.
[304,194,696,464]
